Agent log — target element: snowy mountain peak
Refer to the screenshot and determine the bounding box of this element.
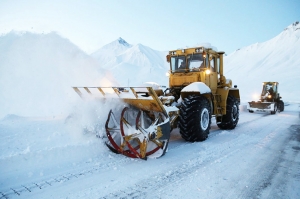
[105,37,131,49]
[293,21,299,26]
[91,37,132,60]
[284,21,300,32]
[92,37,132,52]
[278,21,300,39]
[117,37,130,47]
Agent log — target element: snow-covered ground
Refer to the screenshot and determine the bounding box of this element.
[1,103,299,199]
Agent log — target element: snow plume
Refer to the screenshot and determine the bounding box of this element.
[65,97,126,140]
[0,31,114,119]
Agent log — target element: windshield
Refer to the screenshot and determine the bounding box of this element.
[187,54,205,71]
[262,83,277,96]
[170,53,207,72]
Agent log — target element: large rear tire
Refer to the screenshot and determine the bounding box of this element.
[217,95,239,130]
[178,95,211,142]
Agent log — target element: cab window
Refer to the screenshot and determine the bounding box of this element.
[170,56,186,72]
[187,54,205,71]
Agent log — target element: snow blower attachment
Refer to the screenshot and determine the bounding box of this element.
[73,86,176,159]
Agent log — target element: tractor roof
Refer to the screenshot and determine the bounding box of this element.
[168,47,224,56]
[262,82,279,85]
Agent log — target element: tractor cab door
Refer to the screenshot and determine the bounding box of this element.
[170,56,186,72]
[208,55,218,93]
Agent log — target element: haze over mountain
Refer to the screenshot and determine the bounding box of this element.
[0,21,299,118]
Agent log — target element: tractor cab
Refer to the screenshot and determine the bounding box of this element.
[261,82,278,102]
[166,47,230,97]
[168,48,210,74]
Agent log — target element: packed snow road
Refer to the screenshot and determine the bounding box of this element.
[0,103,299,199]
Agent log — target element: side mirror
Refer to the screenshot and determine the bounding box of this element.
[166,55,170,63]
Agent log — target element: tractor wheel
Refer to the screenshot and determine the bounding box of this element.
[178,95,211,142]
[278,100,284,112]
[217,95,239,130]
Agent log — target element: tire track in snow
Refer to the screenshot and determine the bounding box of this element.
[0,151,134,199]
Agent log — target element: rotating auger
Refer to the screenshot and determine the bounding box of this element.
[73,86,174,160]
[105,107,170,159]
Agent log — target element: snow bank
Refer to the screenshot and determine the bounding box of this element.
[0,32,115,119]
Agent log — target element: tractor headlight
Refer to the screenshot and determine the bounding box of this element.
[205,69,211,75]
[166,72,170,77]
[268,95,272,98]
[252,94,259,101]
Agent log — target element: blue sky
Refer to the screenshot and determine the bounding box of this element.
[0,0,299,54]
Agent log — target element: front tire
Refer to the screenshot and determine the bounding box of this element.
[178,95,211,142]
[278,100,284,112]
[217,95,239,130]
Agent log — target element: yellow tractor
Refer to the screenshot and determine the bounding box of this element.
[73,46,240,159]
[247,82,284,114]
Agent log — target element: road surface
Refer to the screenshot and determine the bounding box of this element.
[0,103,299,199]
